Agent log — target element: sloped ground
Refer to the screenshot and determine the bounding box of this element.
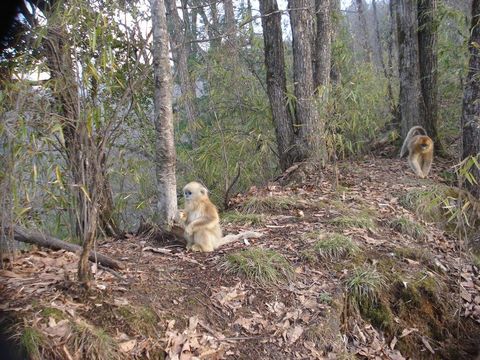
[1,157,480,359]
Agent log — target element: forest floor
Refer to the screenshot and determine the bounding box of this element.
[1,156,480,360]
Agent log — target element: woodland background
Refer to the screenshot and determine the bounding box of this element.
[0,0,479,279]
[1,0,480,358]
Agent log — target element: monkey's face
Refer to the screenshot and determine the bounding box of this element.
[418,137,432,152]
[183,182,208,203]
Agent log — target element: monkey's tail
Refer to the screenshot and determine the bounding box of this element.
[399,126,428,158]
[218,231,263,247]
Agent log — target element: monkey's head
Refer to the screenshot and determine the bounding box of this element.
[417,136,433,153]
[183,181,209,203]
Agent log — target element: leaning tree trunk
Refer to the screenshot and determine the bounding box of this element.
[289,0,326,162]
[151,0,178,226]
[396,0,425,137]
[259,0,298,171]
[355,0,373,63]
[313,0,332,91]
[418,0,442,152]
[165,0,198,147]
[461,0,480,198]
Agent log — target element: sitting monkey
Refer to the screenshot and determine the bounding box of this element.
[179,181,261,252]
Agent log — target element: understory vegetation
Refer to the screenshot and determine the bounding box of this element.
[1,0,479,359]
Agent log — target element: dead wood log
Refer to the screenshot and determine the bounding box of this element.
[9,225,124,270]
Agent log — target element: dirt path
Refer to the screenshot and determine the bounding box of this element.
[1,157,479,359]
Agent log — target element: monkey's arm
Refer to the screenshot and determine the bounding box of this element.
[421,154,433,178]
[185,215,218,235]
[409,155,425,178]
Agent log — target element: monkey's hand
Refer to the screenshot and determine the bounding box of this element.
[184,225,193,237]
[175,210,187,224]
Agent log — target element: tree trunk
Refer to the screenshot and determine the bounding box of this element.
[210,0,221,47]
[396,0,424,137]
[246,0,255,44]
[418,0,442,151]
[165,0,198,147]
[195,0,221,49]
[179,0,193,53]
[259,0,298,171]
[151,0,178,226]
[313,0,332,90]
[289,0,326,162]
[372,0,395,115]
[387,0,399,126]
[330,0,341,84]
[355,0,372,63]
[461,0,480,198]
[43,27,120,239]
[224,0,236,44]
[10,225,123,270]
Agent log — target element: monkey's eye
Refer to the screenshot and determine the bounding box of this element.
[184,190,192,196]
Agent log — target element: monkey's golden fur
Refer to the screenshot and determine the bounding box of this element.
[181,182,222,252]
[179,181,262,252]
[400,126,434,179]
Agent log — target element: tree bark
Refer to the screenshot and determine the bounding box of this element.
[417,0,442,151]
[224,0,236,44]
[461,0,480,198]
[396,0,424,137]
[246,0,255,44]
[372,0,395,115]
[259,0,298,171]
[289,0,326,162]
[151,0,178,226]
[313,0,332,90]
[329,0,341,84]
[165,0,198,147]
[387,0,399,126]
[355,0,372,63]
[10,225,123,270]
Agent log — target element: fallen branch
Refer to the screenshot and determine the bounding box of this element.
[9,225,124,270]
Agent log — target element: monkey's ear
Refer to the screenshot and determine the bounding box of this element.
[200,188,206,195]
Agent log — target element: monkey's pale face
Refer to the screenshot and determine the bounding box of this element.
[183,181,208,202]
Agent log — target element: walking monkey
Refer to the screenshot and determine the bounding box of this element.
[400,126,434,179]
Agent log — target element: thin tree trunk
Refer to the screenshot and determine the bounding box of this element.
[191,8,199,56]
[396,0,424,137]
[180,0,193,53]
[195,0,220,48]
[461,0,480,198]
[355,0,372,63]
[418,0,442,151]
[330,0,341,84]
[313,0,332,90]
[247,0,254,44]
[224,0,236,45]
[259,0,298,170]
[289,0,326,162]
[165,0,198,147]
[210,0,221,47]
[372,0,395,115]
[43,27,120,239]
[151,0,178,226]
[387,0,399,126]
